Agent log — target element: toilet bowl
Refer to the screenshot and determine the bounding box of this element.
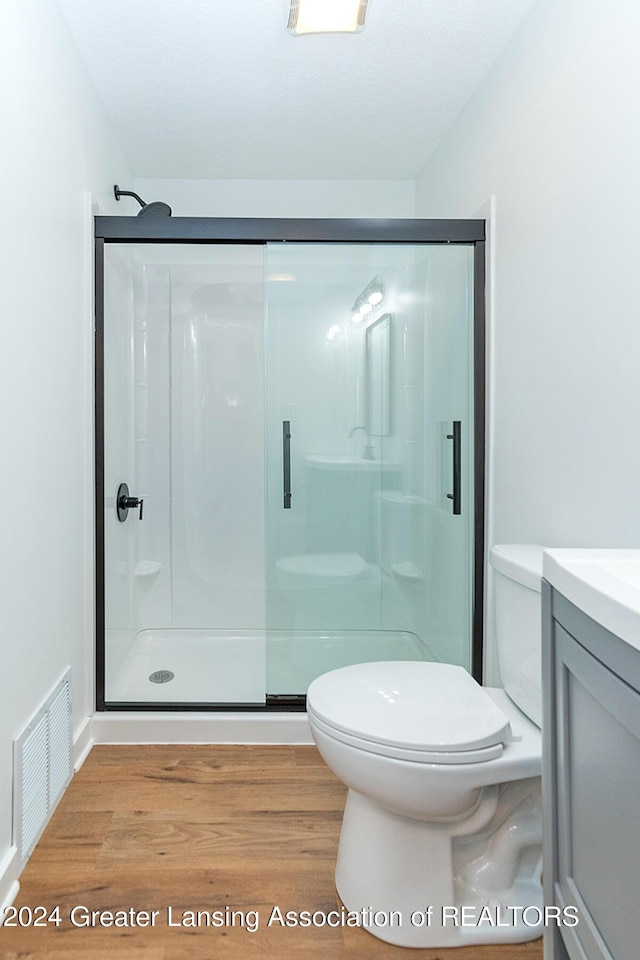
[306,544,544,948]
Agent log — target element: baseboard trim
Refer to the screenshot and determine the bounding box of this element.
[73,715,95,771]
[91,711,314,745]
[0,845,19,917]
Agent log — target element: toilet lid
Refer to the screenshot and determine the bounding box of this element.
[307,662,512,755]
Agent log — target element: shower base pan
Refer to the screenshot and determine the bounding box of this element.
[104,628,430,707]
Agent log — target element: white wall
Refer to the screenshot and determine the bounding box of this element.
[134,178,415,218]
[0,0,132,903]
[415,0,640,671]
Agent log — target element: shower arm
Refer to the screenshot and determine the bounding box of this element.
[113,185,146,208]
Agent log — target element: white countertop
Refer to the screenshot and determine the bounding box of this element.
[543,548,640,652]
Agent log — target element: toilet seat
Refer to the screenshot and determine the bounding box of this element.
[307,708,509,763]
[307,661,513,765]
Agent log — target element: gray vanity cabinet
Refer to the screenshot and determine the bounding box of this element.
[542,583,640,960]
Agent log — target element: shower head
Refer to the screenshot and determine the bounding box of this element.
[137,201,173,218]
[113,184,172,217]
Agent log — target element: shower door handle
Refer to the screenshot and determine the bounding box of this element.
[446,421,462,515]
[283,421,292,509]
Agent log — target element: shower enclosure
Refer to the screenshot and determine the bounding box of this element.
[95,218,485,709]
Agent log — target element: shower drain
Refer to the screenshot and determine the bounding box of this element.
[149,670,174,684]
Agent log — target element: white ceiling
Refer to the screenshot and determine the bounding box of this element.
[55,0,537,180]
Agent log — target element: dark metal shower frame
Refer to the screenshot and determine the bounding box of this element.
[94,217,486,712]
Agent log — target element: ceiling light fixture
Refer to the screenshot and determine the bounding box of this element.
[288,0,369,36]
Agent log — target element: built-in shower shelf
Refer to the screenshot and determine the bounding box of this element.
[134,560,162,579]
[391,562,423,582]
[305,455,400,472]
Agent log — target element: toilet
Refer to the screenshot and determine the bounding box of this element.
[306,544,544,948]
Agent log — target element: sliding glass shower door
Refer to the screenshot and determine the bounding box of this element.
[101,243,268,705]
[97,224,481,709]
[264,243,474,697]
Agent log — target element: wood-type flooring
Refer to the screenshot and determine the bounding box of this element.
[0,744,543,959]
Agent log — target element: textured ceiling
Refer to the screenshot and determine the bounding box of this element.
[55,0,537,180]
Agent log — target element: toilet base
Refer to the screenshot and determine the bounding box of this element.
[335,784,543,948]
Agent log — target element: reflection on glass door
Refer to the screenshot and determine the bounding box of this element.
[265,243,474,696]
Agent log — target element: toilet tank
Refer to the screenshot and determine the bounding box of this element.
[490,544,544,728]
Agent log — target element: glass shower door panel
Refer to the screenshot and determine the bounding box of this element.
[103,244,137,694]
[265,243,474,697]
[419,245,474,670]
[103,244,267,705]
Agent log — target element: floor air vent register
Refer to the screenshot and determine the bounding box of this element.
[12,670,72,868]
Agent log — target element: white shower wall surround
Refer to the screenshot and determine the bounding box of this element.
[105,248,265,668]
[102,241,474,704]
